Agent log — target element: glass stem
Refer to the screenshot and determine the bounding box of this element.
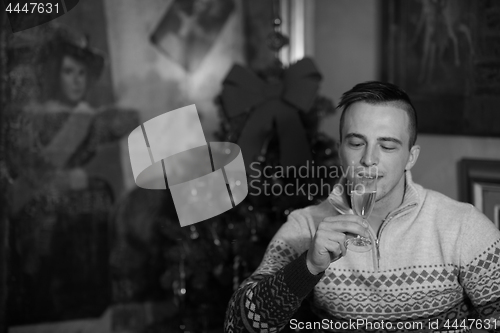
[365,225,379,271]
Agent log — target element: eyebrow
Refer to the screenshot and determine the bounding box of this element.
[345,133,403,146]
[345,133,366,141]
[378,137,403,145]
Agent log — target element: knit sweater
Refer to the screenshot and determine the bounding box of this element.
[224,172,500,332]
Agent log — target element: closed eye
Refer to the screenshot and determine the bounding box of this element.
[348,142,364,148]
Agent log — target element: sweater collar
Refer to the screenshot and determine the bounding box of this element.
[327,171,421,218]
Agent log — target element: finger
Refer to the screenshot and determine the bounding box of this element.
[319,220,370,239]
[322,238,345,261]
[328,233,347,258]
[323,214,369,227]
[317,232,347,260]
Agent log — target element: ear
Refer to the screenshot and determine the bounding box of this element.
[405,145,420,171]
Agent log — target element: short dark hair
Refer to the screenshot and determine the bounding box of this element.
[337,81,418,148]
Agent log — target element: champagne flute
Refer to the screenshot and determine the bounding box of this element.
[345,175,377,252]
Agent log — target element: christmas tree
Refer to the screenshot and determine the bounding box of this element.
[110,4,340,331]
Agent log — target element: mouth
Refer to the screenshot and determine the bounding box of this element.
[356,173,382,180]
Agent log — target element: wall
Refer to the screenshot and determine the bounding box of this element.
[412,135,500,200]
[314,0,380,111]
[103,0,245,192]
[313,0,500,201]
[314,0,379,150]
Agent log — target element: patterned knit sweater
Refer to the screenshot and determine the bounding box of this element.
[224,172,500,332]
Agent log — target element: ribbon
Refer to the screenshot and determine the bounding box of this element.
[221,57,321,177]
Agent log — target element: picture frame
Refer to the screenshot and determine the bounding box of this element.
[1,4,138,328]
[460,159,500,227]
[472,182,500,228]
[382,0,500,137]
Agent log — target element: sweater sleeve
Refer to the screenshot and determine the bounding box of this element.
[459,205,500,325]
[224,210,323,333]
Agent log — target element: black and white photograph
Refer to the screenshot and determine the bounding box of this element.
[1,1,500,333]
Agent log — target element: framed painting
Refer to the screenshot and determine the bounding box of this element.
[460,159,500,227]
[1,3,139,330]
[382,0,500,137]
[472,182,500,228]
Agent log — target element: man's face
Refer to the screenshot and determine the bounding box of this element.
[339,102,419,204]
[60,55,87,104]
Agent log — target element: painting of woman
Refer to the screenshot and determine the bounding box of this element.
[6,26,137,325]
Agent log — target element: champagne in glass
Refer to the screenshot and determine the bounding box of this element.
[351,189,376,218]
[345,176,377,252]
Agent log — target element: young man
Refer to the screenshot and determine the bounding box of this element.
[224,81,500,332]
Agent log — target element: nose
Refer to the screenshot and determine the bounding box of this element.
[360,144,378,167]
[74,73,85,86]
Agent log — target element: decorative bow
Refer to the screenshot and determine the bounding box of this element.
[221,57,322,178]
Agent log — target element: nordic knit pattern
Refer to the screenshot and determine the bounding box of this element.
[224,172,500,332]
